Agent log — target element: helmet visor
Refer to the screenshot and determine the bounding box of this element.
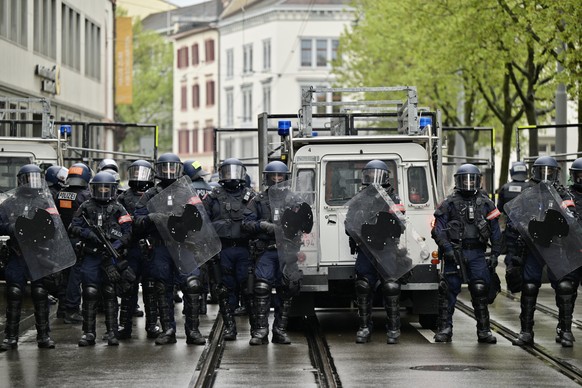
[362,168,389,186]
[18,172,44,189]
[156,162,183,180]
[534,166,558,182]
[90,183,116,201]
[219,164,246,182]
[571,171,582,185]
[455,173,481,192]
[128,165,153,182]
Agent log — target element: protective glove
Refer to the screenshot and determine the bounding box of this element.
[443,246,455,261]
[86,230,101,245]
[487,254,499,269]
[260,221,277,235]
[148,213,166,224]
[104,264,121,283]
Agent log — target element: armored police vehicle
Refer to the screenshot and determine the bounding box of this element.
[256,86,444,328]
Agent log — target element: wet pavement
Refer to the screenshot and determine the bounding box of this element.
[0,273,581,387]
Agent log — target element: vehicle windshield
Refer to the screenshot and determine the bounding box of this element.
[0,157,31,193]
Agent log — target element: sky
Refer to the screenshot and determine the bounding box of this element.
[167,0,208,7]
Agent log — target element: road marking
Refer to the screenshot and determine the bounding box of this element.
[410,322,436,343]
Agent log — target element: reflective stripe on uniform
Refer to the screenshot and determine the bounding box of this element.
[118,214,132,224]
[45,207,59,215]
[486,208,501,220]
[188,196,202,205]
[562,199,575,209]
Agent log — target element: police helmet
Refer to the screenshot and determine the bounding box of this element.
[97,158,119,173]
[17,164,44,189]
[454,164,482,195]
[219,158,246,191]
[361,160,390,187]
[531,156,559,183]
[569,157,582,190]
[263,161,289,187]
[45,165,68,187]
[155,153,183,182]
[183,160,210,181]
[509,161,528,182]
[128,160,154,190]
[90,171,118,202]
[66,163,92,187]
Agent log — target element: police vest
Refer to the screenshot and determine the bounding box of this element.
[448,192,497,241]
[118,188,142,216]
[79,200,129,243]
[209,187,254,240]
[57,187,90,228]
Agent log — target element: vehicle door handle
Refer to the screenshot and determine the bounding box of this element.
[327,214,337,225]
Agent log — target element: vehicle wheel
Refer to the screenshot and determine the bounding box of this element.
[419,314,438,329]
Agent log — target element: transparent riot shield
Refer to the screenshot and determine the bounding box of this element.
[345,184,430,280]
[268,178,317,283]
[7,184,76,281]
[146,176,221,274]
[504,181,582,279]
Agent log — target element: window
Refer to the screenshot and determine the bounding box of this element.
[242,86,252,123]
[62,5,81,70]
[206,80,215,106]
[243,43,253,74]
[226,49,234,78]
[84,18,101,79]
[203,121,214,152]
[191,127,199,153]
[205,39,215,63]
[324,160,398,206]
[178,129,190,154]
[407,167,429,204]
[34,0,56,58]
[310,85,343,114]
[262,84,271,113]
[262,39,271,70]
[0,0,27,46]
[192,84,200,108]
[177,47,189,69]
[181,85,187,110]
[301,38,339,68]
[191,43,199,66]
[225,88,234,126]
[297,169,316,205]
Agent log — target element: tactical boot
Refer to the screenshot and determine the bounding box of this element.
[556,325,575,348]
[133,304,144,317]
[272,326,291,344]
[355,293,372,344]
[143,280,160,339]
[32,284,56,349]
[218,293,237,341]
[384,289,401,345]
[386,330,400,345]
[146,325,161,339]
[356,325,372,344]
[470,282,497,345]
[512,283,537,347]
[434,326,453,343]
[0,338,18,352]
[199,293,208,315]
[64,310,83,324]
[272,297,292,345]
[37,336,55,349]
[555,282,576,348]
[223,318,237,341]
[249,282,271,346]
[106,331,119,346]
[186,329,205,345]
[477,330,497,344]
[78,333,96,347]
[155,329,177,345]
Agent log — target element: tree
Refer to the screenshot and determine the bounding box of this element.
[115,16,173,153]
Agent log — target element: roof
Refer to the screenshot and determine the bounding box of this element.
[141,0,224,33]
[220,0,351,19]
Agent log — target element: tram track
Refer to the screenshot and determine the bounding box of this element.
[190,313,341,388]
[456,299,582,385]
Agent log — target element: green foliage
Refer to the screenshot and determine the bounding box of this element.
[115,18,173,153]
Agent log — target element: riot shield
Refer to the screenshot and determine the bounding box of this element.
[268,178,317,283]
[504,181,582,279]
[345,184,430,280]
[146,176,220,274]
[8,184,76,281]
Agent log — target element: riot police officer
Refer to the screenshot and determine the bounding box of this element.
[56,163,93,324]
[497,161,529,292]
[0,165,60,351]
[69,172,133,346]
[203,158,255,340]
[508,156,579,347]
[243,161,301,345]
[348,160,406,344]
[44,165,68,201]
[184,159,213,314]
[117,160,158,339]
[432,164,501,344]
[135,153,207,345]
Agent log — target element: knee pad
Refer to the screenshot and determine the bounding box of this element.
[381,281,400,298]
[101,283,116,300]
[183,276,203,295]
[83,285,99,302]
[31,284,48,302]
[7,284,22,302]
[556,280,575,296]
[469,280,488,297]
[254,279,271,297]
[522,283,539,297]
[355,277,371,298]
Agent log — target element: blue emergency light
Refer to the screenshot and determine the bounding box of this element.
[278,120,291,136]
[419,117,432,129]
[60,124,72,136]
